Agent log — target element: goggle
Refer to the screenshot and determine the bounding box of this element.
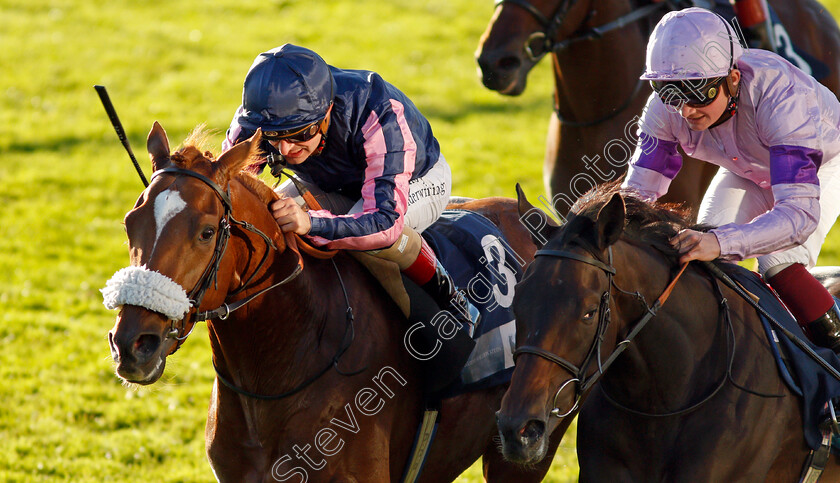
[263,120,322,143]
[651,77,727,109]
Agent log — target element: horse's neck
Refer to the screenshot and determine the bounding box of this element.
[552,0,648,127]
[603,242,731,409]
[209,252,337,382]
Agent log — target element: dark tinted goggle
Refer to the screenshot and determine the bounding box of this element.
[651,77,726,108]
[263,121,321,143]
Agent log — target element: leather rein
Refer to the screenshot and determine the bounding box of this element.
[149,168,362,400]
[513,244,690,417]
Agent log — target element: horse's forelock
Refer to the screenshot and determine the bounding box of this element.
[169,126,276,205]
[558,182,698,253]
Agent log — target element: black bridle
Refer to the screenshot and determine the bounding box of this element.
[493,0,671,127]
[146,167,363,400]
[496,0,670,60]
[513,244,689,418]
[148,167,297,352]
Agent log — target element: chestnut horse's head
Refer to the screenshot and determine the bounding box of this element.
[104,122,269,384]
[475,0,591,95]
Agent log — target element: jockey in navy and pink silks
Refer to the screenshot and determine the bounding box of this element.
[622,8,840,352]
[223,44,479,334]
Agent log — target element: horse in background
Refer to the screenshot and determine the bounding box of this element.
[105,123,566,481]
[476,0,840,214]
[497,182,840,480]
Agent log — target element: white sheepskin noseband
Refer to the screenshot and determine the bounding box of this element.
[101,266,191,320]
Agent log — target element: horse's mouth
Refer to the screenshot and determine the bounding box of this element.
[497,412,550,464]
[115,353,167,385]
[109,330,171,384]
[499,430,548,465]
[479,67,527,96]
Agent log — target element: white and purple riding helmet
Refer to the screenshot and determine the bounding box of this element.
[642,8,745,107]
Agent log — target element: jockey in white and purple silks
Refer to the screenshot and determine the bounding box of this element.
[223,44,479,333]
[622,8,840,352]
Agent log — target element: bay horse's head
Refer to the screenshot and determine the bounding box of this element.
[104,122,276,384]
[476,0,592,95]
[498,183,688,463]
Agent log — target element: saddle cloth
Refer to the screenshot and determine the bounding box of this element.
[718,263,840,451]
[422,209,522,394]
[353,209,521,394]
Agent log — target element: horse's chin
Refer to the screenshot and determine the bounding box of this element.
[480,69,528,96]
[115,349,169,385]
[499,434,548,466]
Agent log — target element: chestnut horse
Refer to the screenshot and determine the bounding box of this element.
[105,123,565,482]
[498,182,840,480]
[476,0,840,212]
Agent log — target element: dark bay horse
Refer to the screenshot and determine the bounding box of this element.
[497,182,840,480]
[476,0,840,213]
[105,122,566,482]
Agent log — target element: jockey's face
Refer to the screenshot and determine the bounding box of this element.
[679,70,741,131]
[269,134,322,165]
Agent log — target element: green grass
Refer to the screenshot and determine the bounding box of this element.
[2,0,840,481]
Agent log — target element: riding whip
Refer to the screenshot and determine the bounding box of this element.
[93,85,149,187]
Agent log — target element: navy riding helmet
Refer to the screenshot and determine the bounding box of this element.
[235,44,336,133]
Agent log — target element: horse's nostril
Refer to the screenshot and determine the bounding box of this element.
[497,55,522,72]
[108,332,119,360]
[520,419,545,442]
[133,334,161,359]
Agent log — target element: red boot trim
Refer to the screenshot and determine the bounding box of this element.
[732,0,767,28]
[402,239,437,286]
[767,263,834,326]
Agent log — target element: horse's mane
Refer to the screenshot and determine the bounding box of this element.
[561,181,708,257]
[170,125,277,204]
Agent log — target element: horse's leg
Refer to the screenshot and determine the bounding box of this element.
[205,384,270,482]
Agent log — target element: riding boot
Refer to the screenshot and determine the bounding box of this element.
[730,0,777,52]
[767,263,838,351]
[372,227,481,336]
[741,22,776,52]
[807,303,840,355]
[419,260,482,337]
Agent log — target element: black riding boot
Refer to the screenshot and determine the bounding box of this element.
[807,303,840,354]
[421,261,481,337]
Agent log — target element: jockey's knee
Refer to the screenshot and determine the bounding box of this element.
[368,227,423,270]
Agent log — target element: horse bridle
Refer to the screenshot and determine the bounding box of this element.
[148,167,298,353]
[147,167,364,399]
[495,0,672,61]
[493,0,672,127]
[513,243,688,418]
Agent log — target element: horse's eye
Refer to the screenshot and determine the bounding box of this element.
[582,310,597,321]
[199,227,216,242]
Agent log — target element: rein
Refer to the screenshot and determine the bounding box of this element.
[494,0,668,126]
[513,245,689,417]
[212,258,365,400]
[150,167,364,400]
[150,167,302,352]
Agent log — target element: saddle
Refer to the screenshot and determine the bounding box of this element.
[353,209,521,397]
[707,262,840,481]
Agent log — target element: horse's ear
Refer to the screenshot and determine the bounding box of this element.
[147,121,171,171]
[217,128,262,180]
[516,183,559,249]
[595,193,625,250]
